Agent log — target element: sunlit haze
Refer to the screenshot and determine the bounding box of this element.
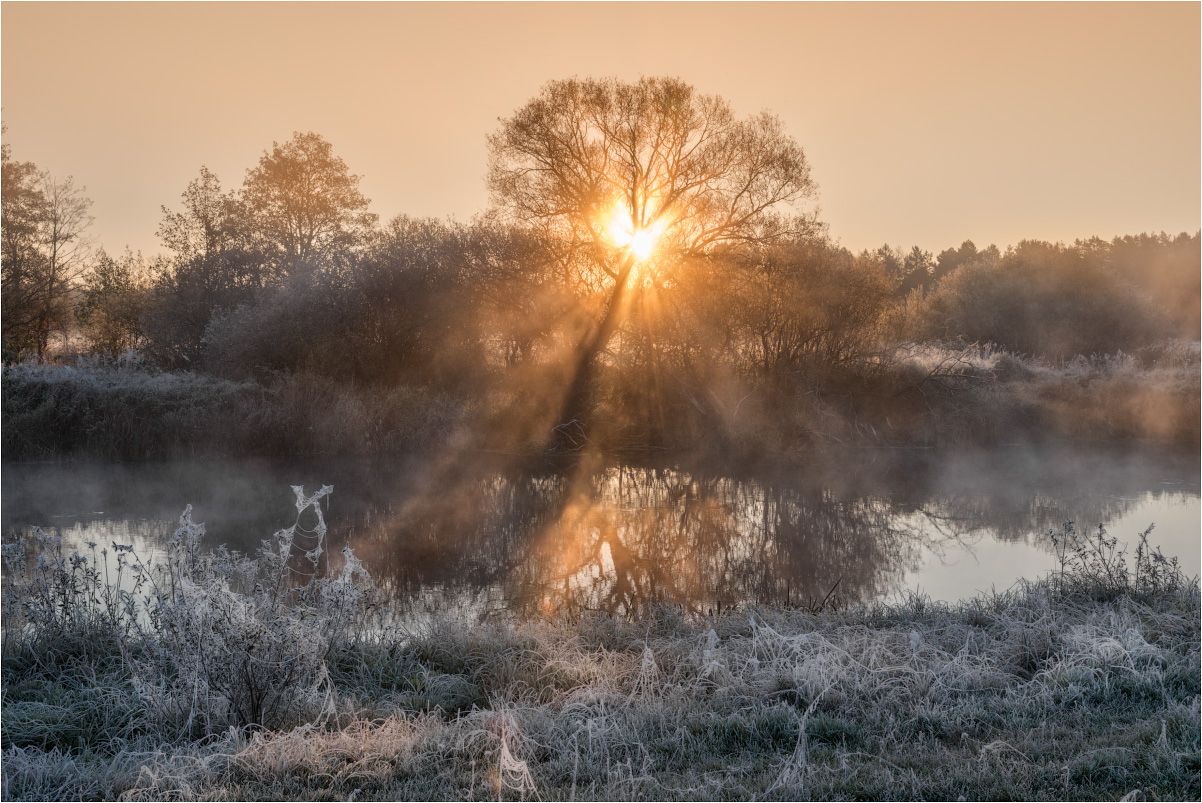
[604,202,666,262]
[2,1,1197,258]
[3,5,1200,794]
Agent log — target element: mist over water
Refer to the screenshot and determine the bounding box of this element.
[3,445,1197,622]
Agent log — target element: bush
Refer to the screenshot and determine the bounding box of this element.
[920,239,1180,359]
[202,217,554,391]
[1049,521,1188,603]
[3,485,376,733]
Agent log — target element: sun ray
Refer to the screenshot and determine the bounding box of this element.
[601,199,666,262]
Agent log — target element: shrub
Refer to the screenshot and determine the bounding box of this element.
[2,485,377,732]
[921,240,1176,359]
[1049,521,1188,603]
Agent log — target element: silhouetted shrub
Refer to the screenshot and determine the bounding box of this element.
[920,238,1188,359]
[203,217,557,391]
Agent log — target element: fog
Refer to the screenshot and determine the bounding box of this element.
[5,445,1196,622]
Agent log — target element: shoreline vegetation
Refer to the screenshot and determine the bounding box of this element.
[1,496,1198,801]
[3,339,1199,462]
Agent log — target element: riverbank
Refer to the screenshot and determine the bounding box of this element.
[3,344,1199,461]
[2,521,1197,801]
[1,363,464,461]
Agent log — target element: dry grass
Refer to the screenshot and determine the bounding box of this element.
[2,489,1198,801]
[880,341,1201,449]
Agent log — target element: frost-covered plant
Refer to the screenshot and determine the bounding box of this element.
[1048,521,1188,602]
[2,511,1198,801]
[1,528,153,657]
[2,484,377,733]
[144,484,377,732]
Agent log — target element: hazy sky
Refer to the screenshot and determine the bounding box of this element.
[3,2,1198,257]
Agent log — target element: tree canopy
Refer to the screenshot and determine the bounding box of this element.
[241,131,377,275]
[487,76,818,290]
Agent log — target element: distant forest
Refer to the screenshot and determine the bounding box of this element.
[3,80,1199,458]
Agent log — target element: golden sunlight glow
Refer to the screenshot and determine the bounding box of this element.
[603,202,665,262]
[629,228,659,261]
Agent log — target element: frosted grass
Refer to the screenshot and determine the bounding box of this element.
[2,486,1198,801]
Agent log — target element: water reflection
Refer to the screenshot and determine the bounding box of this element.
[2,446,1197,621]
[354,461,923,618]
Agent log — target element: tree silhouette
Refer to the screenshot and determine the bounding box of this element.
[241,132,376,277]
[76,248,154,356]
[487,77,818,445]
[1,131,94,359]
[1,134,47,358]
[144,167,263,367]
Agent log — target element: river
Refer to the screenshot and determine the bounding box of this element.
[3,445,1197,622]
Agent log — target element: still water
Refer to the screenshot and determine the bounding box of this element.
[3,446,1198,621]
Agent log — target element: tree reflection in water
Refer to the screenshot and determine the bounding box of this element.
[350,449,1181,622]
[4,447,1195,625]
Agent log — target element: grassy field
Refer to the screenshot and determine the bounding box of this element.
[1,495,1198,801]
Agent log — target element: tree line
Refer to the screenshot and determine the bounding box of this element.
[3,78,1199,448]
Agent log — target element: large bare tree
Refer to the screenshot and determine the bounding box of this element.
[487,77,818,444]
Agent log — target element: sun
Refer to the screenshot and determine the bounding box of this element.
[629,228,659,261]
[602,202,665,262]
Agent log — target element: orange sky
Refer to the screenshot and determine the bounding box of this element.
[2,1,1198,257]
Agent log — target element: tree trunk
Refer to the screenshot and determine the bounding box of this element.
[549,253,636,450]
